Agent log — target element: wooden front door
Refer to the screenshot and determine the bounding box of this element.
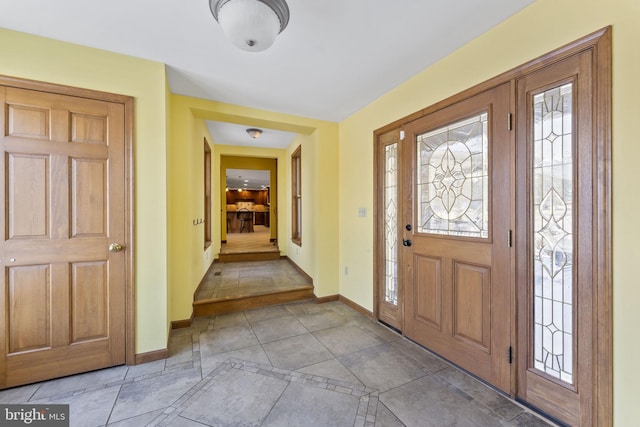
[374,29,611,424]
[402,83,512,392]
[0,83,130,388]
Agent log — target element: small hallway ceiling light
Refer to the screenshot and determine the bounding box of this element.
[209,0,290,52]
[246,128,263,139]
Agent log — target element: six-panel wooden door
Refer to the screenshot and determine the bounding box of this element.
[0,85,127,388]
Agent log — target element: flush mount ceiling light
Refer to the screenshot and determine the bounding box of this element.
[246,128,263,139]
[209,0,290,52]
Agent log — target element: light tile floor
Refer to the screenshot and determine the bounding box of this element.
[220,225,278,255]
[0,300,555,426]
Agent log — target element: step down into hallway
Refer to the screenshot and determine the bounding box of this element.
[219,224,279,263]
[217,250,281,262]
[193,258,315,317]
[193,285,315,317]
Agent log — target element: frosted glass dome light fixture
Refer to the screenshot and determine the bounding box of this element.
[246,128,263,139]
[210,0,290,52]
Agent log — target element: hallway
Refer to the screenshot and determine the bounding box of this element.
[0,300,553,426]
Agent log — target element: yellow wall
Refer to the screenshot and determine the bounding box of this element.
[0,29,169,354]
[338,0,639,423]
[168,95,215,322]
[168,94,340,321]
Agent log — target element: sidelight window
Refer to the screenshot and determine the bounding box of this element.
[383,143,398,305]
[532,83,574,384]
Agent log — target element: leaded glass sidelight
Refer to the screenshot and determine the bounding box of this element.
[384,143,398,305]
[532,83,574,384]
[416,113,489,238]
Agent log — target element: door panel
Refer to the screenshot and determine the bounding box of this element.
[71,112,107,144]
[7,265,51,353]
[7,104,49,139]
[7,153,49,238]
[453,261,490,351]
[413,255,441,329]
[403,82,512,392]
[0,85,127,388]
[71,158,107,236]
[71,261,108,343]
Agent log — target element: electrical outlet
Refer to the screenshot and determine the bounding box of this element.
[358,208,366,217]
[344,266,349,275]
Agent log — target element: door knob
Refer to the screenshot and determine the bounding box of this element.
[402,239,412,247]
[109,243,124,253]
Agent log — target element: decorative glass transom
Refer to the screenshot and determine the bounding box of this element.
[384,143,398,305]
[416,113,489,238]
[532,83,574,384]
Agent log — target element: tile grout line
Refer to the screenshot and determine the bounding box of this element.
[1,299,554,427]
[150,362,233,426]
[149,357,381,426]
[103,383,125,426]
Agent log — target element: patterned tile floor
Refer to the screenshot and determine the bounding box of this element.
[0,300,555,426]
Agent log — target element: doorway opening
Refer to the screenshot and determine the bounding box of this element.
[217,156,279,262]
[222,168,276,256]
[193,155,314,316]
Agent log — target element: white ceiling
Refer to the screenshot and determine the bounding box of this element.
[0,0,534,125]
[226,168,270,190]
[207,121,297,148]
